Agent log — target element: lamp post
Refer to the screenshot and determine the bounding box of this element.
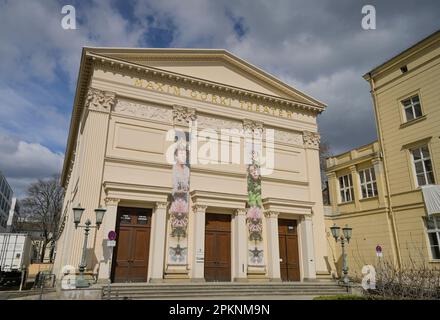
[330,223,352,286]
[72,204,106,288]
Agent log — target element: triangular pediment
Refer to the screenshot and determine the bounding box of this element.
[85,48,326,108]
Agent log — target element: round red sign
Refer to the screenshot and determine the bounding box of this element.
[376,245,382,253]
[108,231,117,241]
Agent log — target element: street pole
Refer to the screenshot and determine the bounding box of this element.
[341,237,349,286]
[76,219,91,288]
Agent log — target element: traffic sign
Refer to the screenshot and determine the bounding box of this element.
[376,245,382,257]
[108,230,117,241]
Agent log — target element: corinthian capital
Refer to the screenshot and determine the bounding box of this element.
[85,88,116,113]
[242,119,264,134]
[302,131,320,149]
[105,197,120,206]
[264,210,279,218]
[233,208,247,216]
[155,201,169,210]
[173,105,197,126]
[192,204,207,213]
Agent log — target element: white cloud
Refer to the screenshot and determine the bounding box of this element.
[0,86,69,149]
[287,69,378,154]
[0,0,147,85]
[0,0,438,193]
[135,0,439,154]
[0,133,64,197]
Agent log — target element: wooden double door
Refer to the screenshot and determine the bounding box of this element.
[204,213,231,282]
[111,207,152,283]
[278,219,300,281]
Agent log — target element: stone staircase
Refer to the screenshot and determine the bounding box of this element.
[101,281,348,300]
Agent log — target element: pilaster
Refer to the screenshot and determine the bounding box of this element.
[264,210,281,281]
[149,201,169,282]
[74,87,115,272]
[300,215,317,280]
[302,130,327,273]
[191,204,207,281]
[372,157,387,207]
[97,198,119,281]
[327,172,338,212]
[349,165,361,209]
[233,208,248,282]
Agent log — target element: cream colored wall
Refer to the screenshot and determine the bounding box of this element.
[325,143,393,277]
[374,41,440,195]
[372,36,440,266]
[324,35,440,278]
[325,210,393,278]
[54,59,328,280]
[393,205,430,265]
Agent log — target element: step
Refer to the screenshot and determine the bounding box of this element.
[108,281,339,286]
[101,281,348,300]
[103,287,345,294]
[105,284,341,290]
[104,291,348,300]
[102,287,348,298]
[104,289,346,295]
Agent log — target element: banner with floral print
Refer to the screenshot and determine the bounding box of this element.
[246,141,265,266]
[168,130,190,265]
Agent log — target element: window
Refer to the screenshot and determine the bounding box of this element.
[426,216,440,260]
[339,174,354,203]
[402,95,422,122]
[411,145,435,187]
[359,167,378,198]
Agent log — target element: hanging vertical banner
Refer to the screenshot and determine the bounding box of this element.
[246,133,265,266]
[168,130,190,265]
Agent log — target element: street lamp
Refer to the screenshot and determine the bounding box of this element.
[330,223,352,286]
[73,204,106,288]
[73,205,85,228]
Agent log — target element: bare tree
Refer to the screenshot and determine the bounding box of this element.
[19,174,64,263]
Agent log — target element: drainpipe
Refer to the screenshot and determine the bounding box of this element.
[368,72,402,269]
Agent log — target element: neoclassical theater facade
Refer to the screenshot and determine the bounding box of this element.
[53,48,329,283]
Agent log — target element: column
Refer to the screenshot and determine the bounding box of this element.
[149,201,169,282]
[97,198,119,281]
[191,204,207,281]
[300,215,317,280]
[350,165,361,209]
[264,210,281,282]
[233,208,248,282]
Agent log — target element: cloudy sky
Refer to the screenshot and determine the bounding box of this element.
[0,0,439,197]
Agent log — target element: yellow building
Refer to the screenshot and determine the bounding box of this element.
[326,30,440,278]
[53,48,331,285]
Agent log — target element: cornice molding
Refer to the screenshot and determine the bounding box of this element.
[87,52,325,114]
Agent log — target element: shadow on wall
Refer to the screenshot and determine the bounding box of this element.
[325,231,340,279]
